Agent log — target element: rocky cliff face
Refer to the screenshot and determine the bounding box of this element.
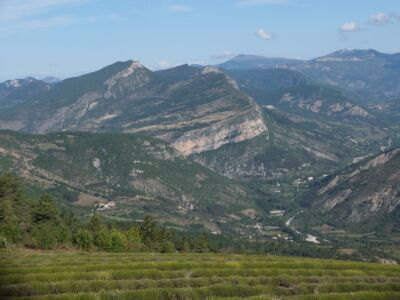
[172,111,267,155]
[0,61,267,156]
[191,106,358,181]
[151,66,267,155]
[309,148,400,228]
[277,89,370,118]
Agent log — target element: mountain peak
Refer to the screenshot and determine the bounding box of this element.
[5,79,22,88]
[316,49,382,62]
[128,60,144,69]
[231,54,266,61]
[41,76,62,84]
[103,60,153,99]
[218,54,302,70]
[154,64,200,84]
[3,77,39,88]
[111,60,145,78]
[201,66,223,75]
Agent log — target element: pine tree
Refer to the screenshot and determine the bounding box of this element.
[31,195,61,225]
[73,229,93,250]
[0,173,29,242]
[140,215,157,250]
[195,233,209,253]
[126,227,142,251]
[110,229,127,252]
[88,214,105,233]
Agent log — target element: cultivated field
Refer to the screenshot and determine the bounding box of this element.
[1,250,400,299]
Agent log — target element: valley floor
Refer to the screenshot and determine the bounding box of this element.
[1,249,400,299]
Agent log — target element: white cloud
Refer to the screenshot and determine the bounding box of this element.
[0,0,83,22]
[0,0,89,34]
[210,50,235,60]
[159,60,171,68]
[236,0,290,6]
[368,12,400,26]
[339,12,399,40]
[168,4,191,13]
[1,15,75,33]
[369,12,390,25]
[340,21,359,33]
[256,28,273,40]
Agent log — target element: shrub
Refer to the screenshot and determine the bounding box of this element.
[29,223,62,249]
[94,230,112,251]
[161,241,176,253]
[73,229,93,250]
[0,234,7,248]
[110,229,127,252]
[125,227,143,251]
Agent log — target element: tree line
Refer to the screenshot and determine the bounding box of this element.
[0,173,210,252]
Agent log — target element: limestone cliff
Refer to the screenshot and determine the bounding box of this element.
[310,148,400,227]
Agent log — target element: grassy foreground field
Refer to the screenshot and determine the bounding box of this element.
[1,250,400,300]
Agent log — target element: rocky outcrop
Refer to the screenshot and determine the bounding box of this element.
[172,110,267,155]
[104,61,153,99]
[313,148,400,225]
[278,90,371,118]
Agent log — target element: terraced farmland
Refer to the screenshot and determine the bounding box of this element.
[1,250,400,299]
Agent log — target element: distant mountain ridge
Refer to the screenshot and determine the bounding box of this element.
[219,49,400,103]
[218,54,303,70]
[0,77,51,107]
[314,49,400,62]
[41,76,62,84]
[226,68,372,120]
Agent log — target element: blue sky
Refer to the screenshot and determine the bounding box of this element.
[0,0,399,80]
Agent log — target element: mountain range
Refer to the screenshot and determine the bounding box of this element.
[0,49,399,258]
[220,49,400,104]
[0,62,266,156]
